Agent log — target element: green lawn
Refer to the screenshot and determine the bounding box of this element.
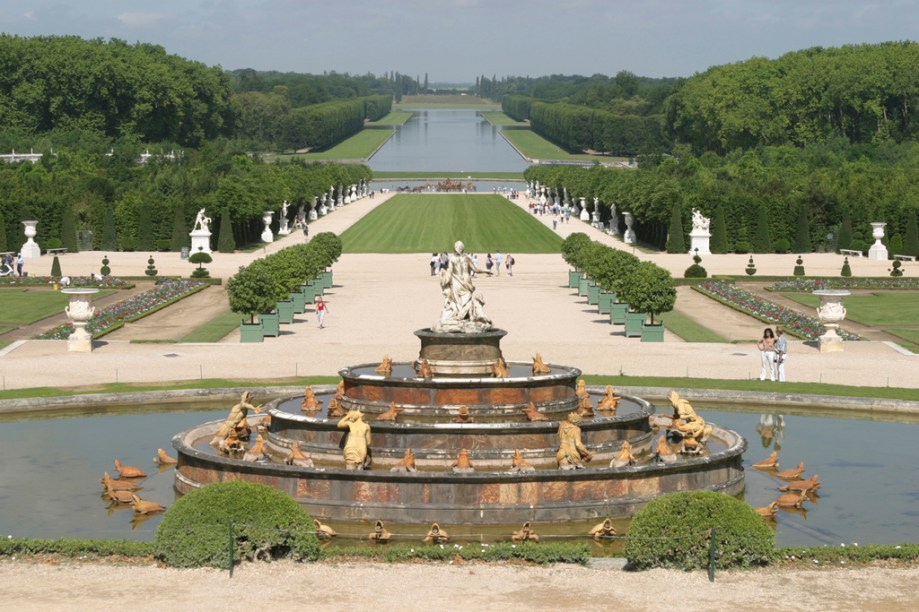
[0,289,115,324]
[661,309,729,343]
[886,328,919,353]
[371,171,524,180]
[783,291,919,327]
[501,129,627,162]
[0,326,13,335]
[267,129,394,162]
[340,194,563,253]
[370,111,413,125]
[481,112,527,126]
[396,95,499,109]
[180,310,241,343]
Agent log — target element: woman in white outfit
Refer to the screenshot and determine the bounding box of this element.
[756,327,777,381]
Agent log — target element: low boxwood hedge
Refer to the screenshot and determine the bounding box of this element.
[154,481,319,568]
[624,491,775,570]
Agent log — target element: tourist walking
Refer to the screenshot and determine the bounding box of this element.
[506,254,514,276]
[756,327,777,381]
[16,253,23,277]
[775,328,788,382]
[430,253,438,276]
[316,296,329,329]
[303,223,309,241]
[485,254,494,273]
[495,251,503,276]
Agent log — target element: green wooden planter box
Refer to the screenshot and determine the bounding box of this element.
[587,283,601,306]
[277,299,294,324]
[641,322,665,342]
[260,312,280,337]
[320,270,333,289]
[300,284,318,304]
[568,270,582,288]
[578,276,590,297]
[289,291,306,314]
[598,292,616,315]
[239,321,263,343]
[610,302,629,324]
[625,311,647,337]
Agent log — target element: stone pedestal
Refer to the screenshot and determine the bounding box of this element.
[278,217,290,236]
[309,197,318,221]
[415,328,507,377]
[579,197,590,222]
[189,229,212,255]
[623,212,637,245]
[261,211,274,243]
[867,222,888,261]
[814,289,850,352]
[689,229,711,255]
[63,288,99,352]
[20,220,41,259]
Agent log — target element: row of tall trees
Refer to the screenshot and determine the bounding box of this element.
[0,143,370,254]
[276,96,391,151]
[527,102,665,156]
[524,140,919,257]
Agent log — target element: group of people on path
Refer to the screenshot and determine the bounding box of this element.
[756,327,787,382]
[0,253,23,277]
[431,251,515,277]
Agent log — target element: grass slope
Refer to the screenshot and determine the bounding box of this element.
[341,194,562,253]
[180,310,241,343]
[502,129,627,162]
[370,111,413,126]
[268,129,393,162]
[0,289,115,324]
[783,291,919,327]
[662,309,728,343]
[481,111,527,126]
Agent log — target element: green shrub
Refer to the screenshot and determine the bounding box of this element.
[734,240,752,254]
[793,255,805,276]
[50,255,62,277]
[684,252,707,278]
[325,542,590,565]
[189,251,212,278]
[0,538,154,558]
[145,256,158,278]
[100,255,111,276]
[890,260,904,277]
[889,233,904,257]
[841,257,852,277]
[773,238,790,254]
[776,543,919,566]
[45,237,62,250]
[850,239,868,254]
[154,481,319,568]
[624,491,775,570]
[745,256,757,276]
[666,203,686,253]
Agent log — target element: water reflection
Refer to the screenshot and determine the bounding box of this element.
[0,402,916,548]
[368,109,529,173]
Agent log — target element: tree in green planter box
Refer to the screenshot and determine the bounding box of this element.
[189,250,212,278]
[579,240,612,280]
[590,246,639,293]
[309,232,342,268]
[665,203,686,254]
[226,264,277,324]
[561,232,592,269]
[617,262,675,325]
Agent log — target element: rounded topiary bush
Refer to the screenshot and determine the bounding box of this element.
[684,252,707,279]
[624,491,775,570]
[154,481,319,568]
[745,256,757,276]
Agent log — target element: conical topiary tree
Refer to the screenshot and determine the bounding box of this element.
[60,205,78,253]
[101,205,117,251]
[710,204,729,254]
[752,206,771,253]
[841,256,852,277]
[50,255,62,277]
[903,212,919,258]
[0,208,8,252]
[890,233,904,258]
[837,214,853,252]
[137,201,155,251]
[666,203,686,254]
[793,206,812,253]
[217,209,235,254]
[170,202,187,252]
[793,255,805,277]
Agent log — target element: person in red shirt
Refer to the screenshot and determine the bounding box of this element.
[316,296,329,329]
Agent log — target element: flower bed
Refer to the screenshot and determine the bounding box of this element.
[0,275,133,288]
[694,281,858,341]
[38,279,206,340]
[768,278,919,291]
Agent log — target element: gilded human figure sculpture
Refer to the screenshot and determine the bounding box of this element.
[210,391,260,448]
[337,410,372,470]
[556,412,592,470]
[610,440,636,468]
[511,521,539,543]
[666,390,712,441]
[301,386,321,414]
[434,240,493,333]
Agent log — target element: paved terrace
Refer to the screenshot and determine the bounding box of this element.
[0,192,916,391]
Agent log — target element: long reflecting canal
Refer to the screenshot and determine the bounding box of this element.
[1,401,916,547]
[368,109,529,173]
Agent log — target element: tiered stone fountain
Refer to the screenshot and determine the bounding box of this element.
[173,241,746,529]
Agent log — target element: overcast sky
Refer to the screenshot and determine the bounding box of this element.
[1,0,917,82]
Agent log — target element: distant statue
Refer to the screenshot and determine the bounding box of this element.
[511,521,539,543]
[667,390,713,441]
[532,353,551,375]
[374,355,393,376]
[610,440,636,468]
[597,385,621,413]
[285,441,314,468]
[434,240,492,333]
[193,208,211,232]
[452,448,474,473]
[492,357,509,378]
[511,448,535,472]
[423,523,450,544]
[691,209,710,233]
[210,392,259,448]
[281,200,290,217]
[556,412,592,470]
[337,410,372,470]
[452,404,474,423]
[301,386,321,414]
[416,358,433,378]
[390,448,417,472]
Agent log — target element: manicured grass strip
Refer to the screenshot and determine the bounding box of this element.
[580,375,919,402]
[340,194,563,253]
[396,95,499,108]
[0,326,13,335]
[886,328,919,353]
[268,129,394,162]
[371,171,524,180]
[370,111,412,125]
[661,309,728,343]
[0,289,116,324]
[481,111,527,126]
[783,291,919,327]
[180,310,242,343]
[502,129,627,162]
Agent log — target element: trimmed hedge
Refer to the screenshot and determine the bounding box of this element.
[326,541,590,565]
[154,481,319,568]
[0,537,153,558]
[624,491,775,570]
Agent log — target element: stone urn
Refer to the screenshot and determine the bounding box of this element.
[63,288,99,352]
[623,211,637,244]
[261,211,274,243]
[814,289,850,352]
[579,197,590,222]
[21,220,41,258]
[867,222,888,261]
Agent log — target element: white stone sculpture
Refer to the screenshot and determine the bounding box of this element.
[20,220,41,259]
[63,288,99,352]
[689,208,712,255]
[434,240,492,334]
[261,211,274,243]
[867,222,888,261]
[309,196,319,220]
[814,290,850,352]
[623,211,637,244]
[579,197,590,222]
[278,200,291,236]
[189,208,213,254]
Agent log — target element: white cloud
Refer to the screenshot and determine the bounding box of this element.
[116,12,166,27]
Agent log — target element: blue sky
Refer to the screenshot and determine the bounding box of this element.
[1,0,917,82]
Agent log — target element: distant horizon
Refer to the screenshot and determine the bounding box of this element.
[2,1,917,83]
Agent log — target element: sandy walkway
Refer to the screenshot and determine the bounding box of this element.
[2,559,917,611]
